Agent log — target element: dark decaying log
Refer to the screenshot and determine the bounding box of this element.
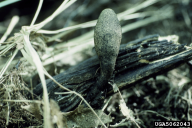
[32,34,192,112]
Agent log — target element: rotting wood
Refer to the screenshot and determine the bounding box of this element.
[32,34,192,112]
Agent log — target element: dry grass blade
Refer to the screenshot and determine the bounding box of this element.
[2,99,42,103]
[0,49,18,79]
[0,16,19,44]
[118,0,160,19]
[37,20,96,34]
[20,49,35,66]
[43,39,93,66]
[0,43,16,56]
[118,90,140,128]
[0,0,20,8]
[30,0,43,27]
[37,0,160,34]
[29,0,76,31]
[0,1,85,127]
[21,27,51,127]
[122,6,173,33]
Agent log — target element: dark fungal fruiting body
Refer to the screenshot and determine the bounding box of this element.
[94,8,122,90]
[88,8,122,104]
[86,8,121,105]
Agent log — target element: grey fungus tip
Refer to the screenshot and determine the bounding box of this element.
[101,8,116,14]
[98,8,120,23]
